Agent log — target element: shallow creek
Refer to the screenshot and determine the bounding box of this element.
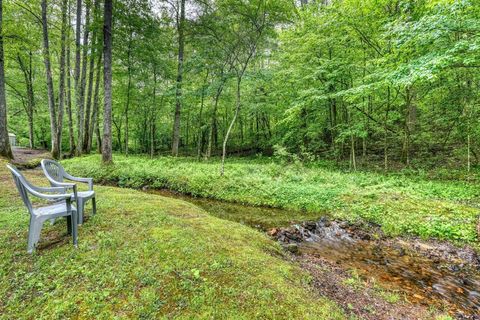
[148,189,480,318]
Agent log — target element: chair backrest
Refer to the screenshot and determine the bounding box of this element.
[41,159,65,184]
[6,164,33,214]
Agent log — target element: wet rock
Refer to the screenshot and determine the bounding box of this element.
[303,221,317,231]
[276,228,303,243]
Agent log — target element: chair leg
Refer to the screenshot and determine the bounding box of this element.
[66,216,72,235]
[92,197,97,215]
[27,217,43,254]
[77,199,84,225]
[71,211,78,248]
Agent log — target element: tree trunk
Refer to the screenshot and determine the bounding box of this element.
[74,0,82,152]
[221,77,241,176]
[102,0,112,164]
[150,65,157,158]
[88,52,102,153]
[124,32,133,156]
[56,0,69,158]
[197,71,208,160]
[77,1,91,155]
[171,0,185,156]
[65,0,75,155]
[17,53,35,149]
[206,76,226,159]
[83,0,99,152]
[0,0,12,159]
[41,0,59,159]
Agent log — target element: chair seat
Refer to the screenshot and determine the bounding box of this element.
[33,201,77,219]
[75,191,95,200]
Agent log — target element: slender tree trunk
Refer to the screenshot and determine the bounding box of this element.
[0,0,12,159]
[88,52,101,153]
[102,0,112,164]
[17,53,35,149]
[41,0,59,159]
[124,33,133,156]
[83,0,99,152]
[150,66,157,158]
[171,0,185,156]
[221,76,242,176]
[206,77,226,159]
[77,1,91,155]
[65,0,75,155]
[74,0,82,152]
[66,42,76,154]
[402,87,414,167]
[56,0,69,158]
[197,71,208,160]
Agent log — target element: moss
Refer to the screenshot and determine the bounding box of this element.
[63,155,480,244]
[0,161,345,319]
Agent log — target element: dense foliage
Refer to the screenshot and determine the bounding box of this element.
[63,154,480,243]
[3,0,480,170]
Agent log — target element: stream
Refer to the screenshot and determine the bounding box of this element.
[148,189,480,319]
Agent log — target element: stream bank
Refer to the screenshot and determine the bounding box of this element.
[147,189,480,319]
[273,219,480,319]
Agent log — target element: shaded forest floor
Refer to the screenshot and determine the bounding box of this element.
[11,147,50,168]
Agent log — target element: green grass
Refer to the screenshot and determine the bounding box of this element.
[63,154,480,244]
[0,160,345,319]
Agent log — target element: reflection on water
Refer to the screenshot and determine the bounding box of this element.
[149,189,323,230]
[301,240,480,317]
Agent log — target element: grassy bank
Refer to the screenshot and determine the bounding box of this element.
[0,160,344,319]
[63,155,480,244]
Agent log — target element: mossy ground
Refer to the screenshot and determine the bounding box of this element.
[63,154,480,245]
[0,161,344,319]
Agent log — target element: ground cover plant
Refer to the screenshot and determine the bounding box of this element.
[63,155,480,245]
[0,160,345,319]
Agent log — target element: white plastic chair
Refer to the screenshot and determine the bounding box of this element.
[41,159,96,224]
[7,164,78,253]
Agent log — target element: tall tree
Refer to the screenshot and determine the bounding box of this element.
[41,0,60,159]
[0,0,12,159]
[74,0,82,154]
[84,0,100,152]
[77,0,91,154]
[171,0,185,156]
[66,0,76,155]
[102,0,112,163]
[16,52,35,149]
[57,0,69,158]
[88,52,102,153]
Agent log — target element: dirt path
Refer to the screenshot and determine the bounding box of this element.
[11,148,50,167]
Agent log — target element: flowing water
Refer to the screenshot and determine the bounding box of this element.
[295,220,480,318]
[149,190,480,318]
